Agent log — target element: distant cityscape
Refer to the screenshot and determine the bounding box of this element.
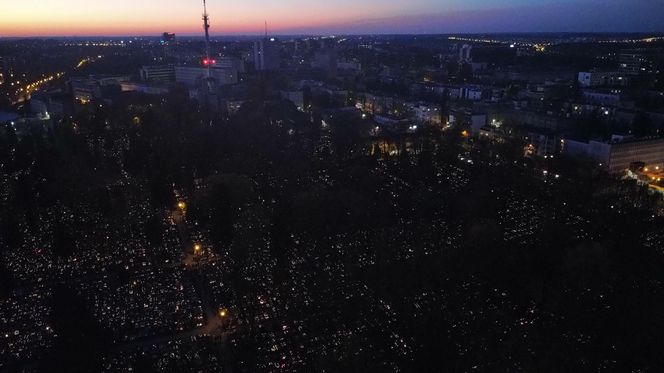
[1,1,664,372]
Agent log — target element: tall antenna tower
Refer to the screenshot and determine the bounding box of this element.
[202,0,212,77]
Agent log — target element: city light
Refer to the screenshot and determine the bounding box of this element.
[1,4,662,370]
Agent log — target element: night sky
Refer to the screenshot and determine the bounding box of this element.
[1,0,663,36]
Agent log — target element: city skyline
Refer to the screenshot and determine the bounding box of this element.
[1,0,663,37]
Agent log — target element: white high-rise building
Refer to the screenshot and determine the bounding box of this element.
[459,44,472,63]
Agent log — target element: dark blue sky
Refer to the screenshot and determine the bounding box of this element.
[298,0,664,35]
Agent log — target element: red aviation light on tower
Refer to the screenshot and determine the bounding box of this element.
[202,59,216,66]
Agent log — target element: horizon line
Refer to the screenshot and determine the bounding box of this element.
[2,31,664,39]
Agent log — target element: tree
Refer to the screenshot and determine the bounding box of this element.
[42,285,112,373]
[633,112,653,137]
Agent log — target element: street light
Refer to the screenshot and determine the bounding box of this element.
[177,201,186,210]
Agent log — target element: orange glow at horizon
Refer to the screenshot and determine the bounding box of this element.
[0,1,407,36]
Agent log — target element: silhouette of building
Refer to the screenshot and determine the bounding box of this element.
[254,38,280,71]
[140,65,176,82]
[459,44,472,63]
[161,32,176,45]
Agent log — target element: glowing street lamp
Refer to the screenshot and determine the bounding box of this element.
[177,201,186,210]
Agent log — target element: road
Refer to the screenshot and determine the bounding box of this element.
[112,207,233,359]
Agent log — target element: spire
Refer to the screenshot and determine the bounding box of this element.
[202,0,211,77]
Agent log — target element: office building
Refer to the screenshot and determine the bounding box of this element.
[620,50,653,75]
[527,130,560,157]
[409,103,442,125]
[254,39,280,71]
[140,65,176,82]
[120,82,170,95]
[563,136,664,172]
[217,57,245,73]
[161,32,176,45]
[69,76,128,103]
[578,71,625,87]
[459,44,472,63]
[174,66,237,86]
